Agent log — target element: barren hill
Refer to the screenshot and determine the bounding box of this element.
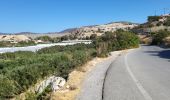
[0,21,138,40]
[0,35,31,42]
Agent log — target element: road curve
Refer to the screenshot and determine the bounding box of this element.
[103,45,170,100]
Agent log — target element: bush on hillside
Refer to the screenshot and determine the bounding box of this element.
[90,34,97,40]
[151,30,170,45]
[148,16,161,22]
[35,36,53,42]
[163,17,170,26]
[94,30,139,57]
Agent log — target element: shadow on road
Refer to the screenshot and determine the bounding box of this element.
[145,50,170,60]
[158,50,170,59]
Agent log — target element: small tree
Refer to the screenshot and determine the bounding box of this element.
[90,34,97,40]
[36,36,52,42]
[61,35,69,41]
[164,17,170,26]
[151,30,170,45]
[85,36,90,40]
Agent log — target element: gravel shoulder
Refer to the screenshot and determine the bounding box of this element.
[76,51,123,100]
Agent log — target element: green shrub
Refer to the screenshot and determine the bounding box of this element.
[72,50,88,66]
[151,30,170,45]
[0,75,18,98]
[0,31,139,98]
[35,36,53,42]
[16,41,36,47]
[25,92,37,100]
[164,17,170,26]
[94,30,139,56]
[148,16,161,22]
[90,34,97,40]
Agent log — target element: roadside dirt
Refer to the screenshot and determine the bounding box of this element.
[51,57,109,100]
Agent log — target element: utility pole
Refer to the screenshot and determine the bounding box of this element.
[163,8,170,15]
[164,8,166,15]
[155,10,157,16]
[168,8,170,14]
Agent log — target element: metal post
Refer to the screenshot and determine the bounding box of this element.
[155,10,157,16]
[164,8,166,15]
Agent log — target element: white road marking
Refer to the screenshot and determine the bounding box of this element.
[125,51,153,100]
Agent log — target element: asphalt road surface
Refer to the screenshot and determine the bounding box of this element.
[103,45,170,100]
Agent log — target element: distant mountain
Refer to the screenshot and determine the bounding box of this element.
[59,28,78,33]
[0,32,10,35]
[46,32,59,34]
[15,32,39,35]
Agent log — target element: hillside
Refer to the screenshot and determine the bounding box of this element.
[0,21,138,40]
[134,14,170,34]
[134,14,170,47]
[59,28,79,33]
[0,35,31,42]
[61,22,138,38]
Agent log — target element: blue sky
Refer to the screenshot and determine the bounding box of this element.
[0,0,170,33]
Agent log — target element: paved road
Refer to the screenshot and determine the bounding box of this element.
[103,45,170,100]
